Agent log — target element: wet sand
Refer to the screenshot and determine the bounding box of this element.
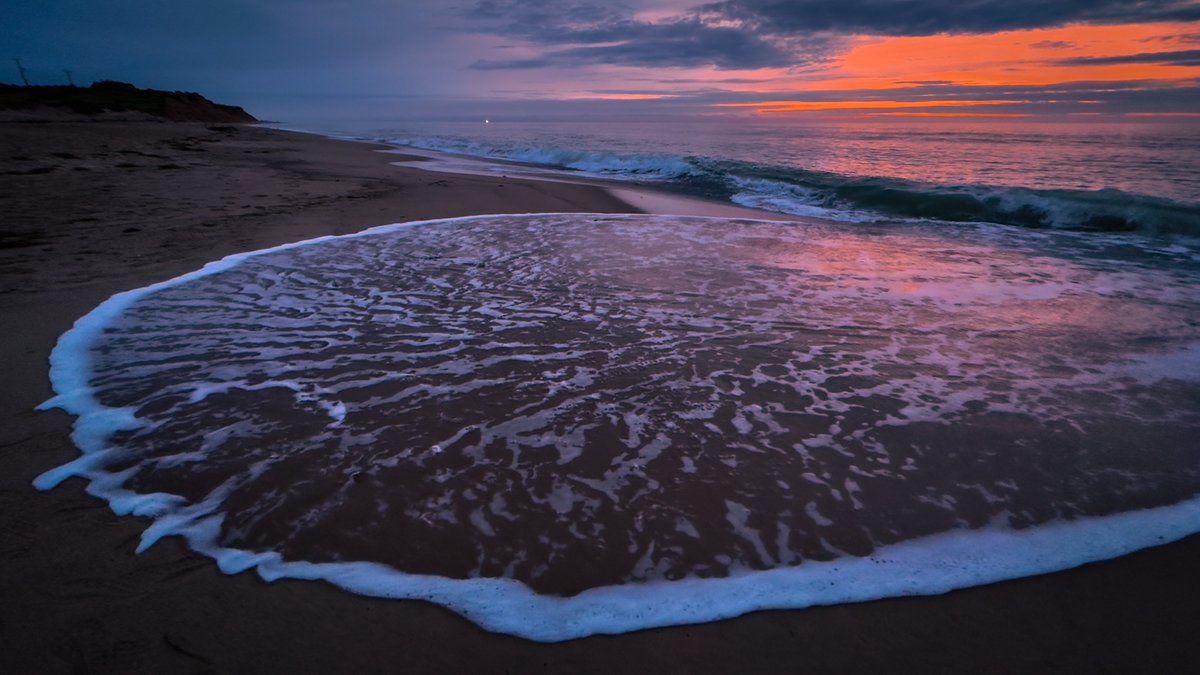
[2,118,1199,673]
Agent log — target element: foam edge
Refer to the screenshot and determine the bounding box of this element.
[32,212,1200,642]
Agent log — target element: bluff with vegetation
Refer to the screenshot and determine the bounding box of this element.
[0,81,256,122]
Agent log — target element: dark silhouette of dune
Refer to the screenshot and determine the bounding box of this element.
[0,81,256,122]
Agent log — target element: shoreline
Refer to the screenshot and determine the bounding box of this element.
[3,119,1200,672]
[270,122,811,222]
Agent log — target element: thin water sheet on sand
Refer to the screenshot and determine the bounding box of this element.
[37,213,1200,640]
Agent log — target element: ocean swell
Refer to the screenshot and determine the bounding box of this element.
[386,134,1200,236]
[724,166,1200,235]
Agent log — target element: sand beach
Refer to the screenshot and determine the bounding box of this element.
[3,118,1200,673]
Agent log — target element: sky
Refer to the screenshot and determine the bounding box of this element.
[5,0,1200,121]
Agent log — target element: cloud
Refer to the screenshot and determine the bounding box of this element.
[465,1,1200,71]
[471,20,829,69]
[1054,48,1200,66]
[1139,31,1200,44]
[1031,40,1076,49]
[438,76,1200,119]
[680,76,1200,116]
[466,0,842,70]
[10,0,1200,114]
[699,1,1200,37]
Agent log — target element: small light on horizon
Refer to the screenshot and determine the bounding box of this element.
[485,119,490,124]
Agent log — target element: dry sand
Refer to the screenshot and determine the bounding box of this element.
[2,119,1199,673]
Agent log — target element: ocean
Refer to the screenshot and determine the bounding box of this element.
[35,117,1200,641]
[357,118,1200,235]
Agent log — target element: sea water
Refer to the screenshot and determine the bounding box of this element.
[359,118,1200,234]
[36,212,1200,640]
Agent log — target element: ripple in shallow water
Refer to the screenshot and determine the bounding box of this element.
[38,214,1200,635]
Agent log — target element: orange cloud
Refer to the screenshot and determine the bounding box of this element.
[701,21,1200,116]
[802,22,1200,92]
[717,99,1024,113]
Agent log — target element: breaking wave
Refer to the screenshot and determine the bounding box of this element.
[388,135,1200,236]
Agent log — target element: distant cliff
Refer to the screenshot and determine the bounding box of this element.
[0,81,257,122]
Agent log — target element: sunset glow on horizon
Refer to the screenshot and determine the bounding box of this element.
[715,99,1029,113]
[457,3,1200,120]
[803,22,1200,89]
[706,20,1200,118]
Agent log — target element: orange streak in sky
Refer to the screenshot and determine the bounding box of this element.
[796,22,1200,92]
[697,22,1200,116]
[717,99,1024,113]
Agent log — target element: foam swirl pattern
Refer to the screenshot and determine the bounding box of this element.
[37,214,1200,640]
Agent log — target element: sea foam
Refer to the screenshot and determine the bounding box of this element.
[35,213,1200,641]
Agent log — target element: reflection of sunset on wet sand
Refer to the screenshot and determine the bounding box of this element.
[40,214,1200,638]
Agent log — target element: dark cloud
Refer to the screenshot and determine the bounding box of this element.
[1139,31,1200,44]
[1054,48,1200,66]
[468,0,630,40]
[1031,40,1076,50]
[471,19,816,70]
[470,58,555,70]
[466,0,842,70]
[645,76,778,84]
[699,1,1200,37]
